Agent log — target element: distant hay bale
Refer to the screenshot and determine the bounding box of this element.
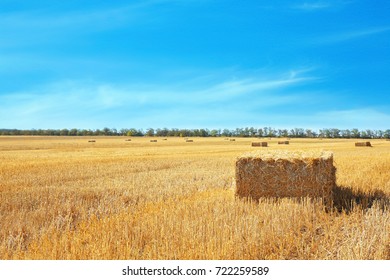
[125,139,131,142]
[162,138,167,140]
[150,140,157,142]
[235,150,335,206]
[186,139,194,142]
[278,141,289,144]
[355,141,372,147]
[252,142,268,147]
[230,139,236,142]
[88,140,96,143]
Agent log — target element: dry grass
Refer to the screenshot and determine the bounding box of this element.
[0,136,389,260]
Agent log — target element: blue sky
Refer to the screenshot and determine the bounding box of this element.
[1,0,389,130]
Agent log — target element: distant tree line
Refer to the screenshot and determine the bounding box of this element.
[1,127,390,139]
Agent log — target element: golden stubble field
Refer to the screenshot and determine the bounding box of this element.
[0,136,389,259]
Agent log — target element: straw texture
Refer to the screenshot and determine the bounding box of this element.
[355,142,371,147]
[252,142,268,147]
[235,150,335,206]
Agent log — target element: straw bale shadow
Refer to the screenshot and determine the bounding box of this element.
[332,185,389,214]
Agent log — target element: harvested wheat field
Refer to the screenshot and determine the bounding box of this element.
[0,136,389,260]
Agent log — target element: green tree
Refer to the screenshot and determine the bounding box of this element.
[146,128,155,137]
[210,129,219,137]
[60,129,69,136]
[69,128,78,136]
[351,128,360,138]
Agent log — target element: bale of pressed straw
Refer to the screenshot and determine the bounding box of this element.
[235,150,335,206]
[252,142,267,147]
[278,141,289,144]
[230,139,236,142]
[150,140,157,142]
[186,139,194,142]
[88,140,96,143]
[355,141,371,147]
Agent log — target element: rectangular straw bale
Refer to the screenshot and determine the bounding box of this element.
[150,140,157,142]
[235,150,335,206]
[252,142,267,147]
[278,141,289,144]
[186,139,194,142]
[230,139,236,141]
[355,141,371,147]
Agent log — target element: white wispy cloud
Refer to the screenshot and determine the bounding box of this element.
[245,108,390,130]
[3,78,389,130]
[0,5,141,31]
[0,69,317,129]
[293,2,331,11]
[313,26,390,44]
[292,1,353,11]
[0,0,203,31]
[312,108,390,129]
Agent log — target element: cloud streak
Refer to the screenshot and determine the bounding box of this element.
[0,0,204,32]
[312,108,390,129]
[293,2,331,11]
[0,4,142,33]
[313,26,390,44]
[292,1,353,12]
[0,70,317,129]
[1,69,388,130]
